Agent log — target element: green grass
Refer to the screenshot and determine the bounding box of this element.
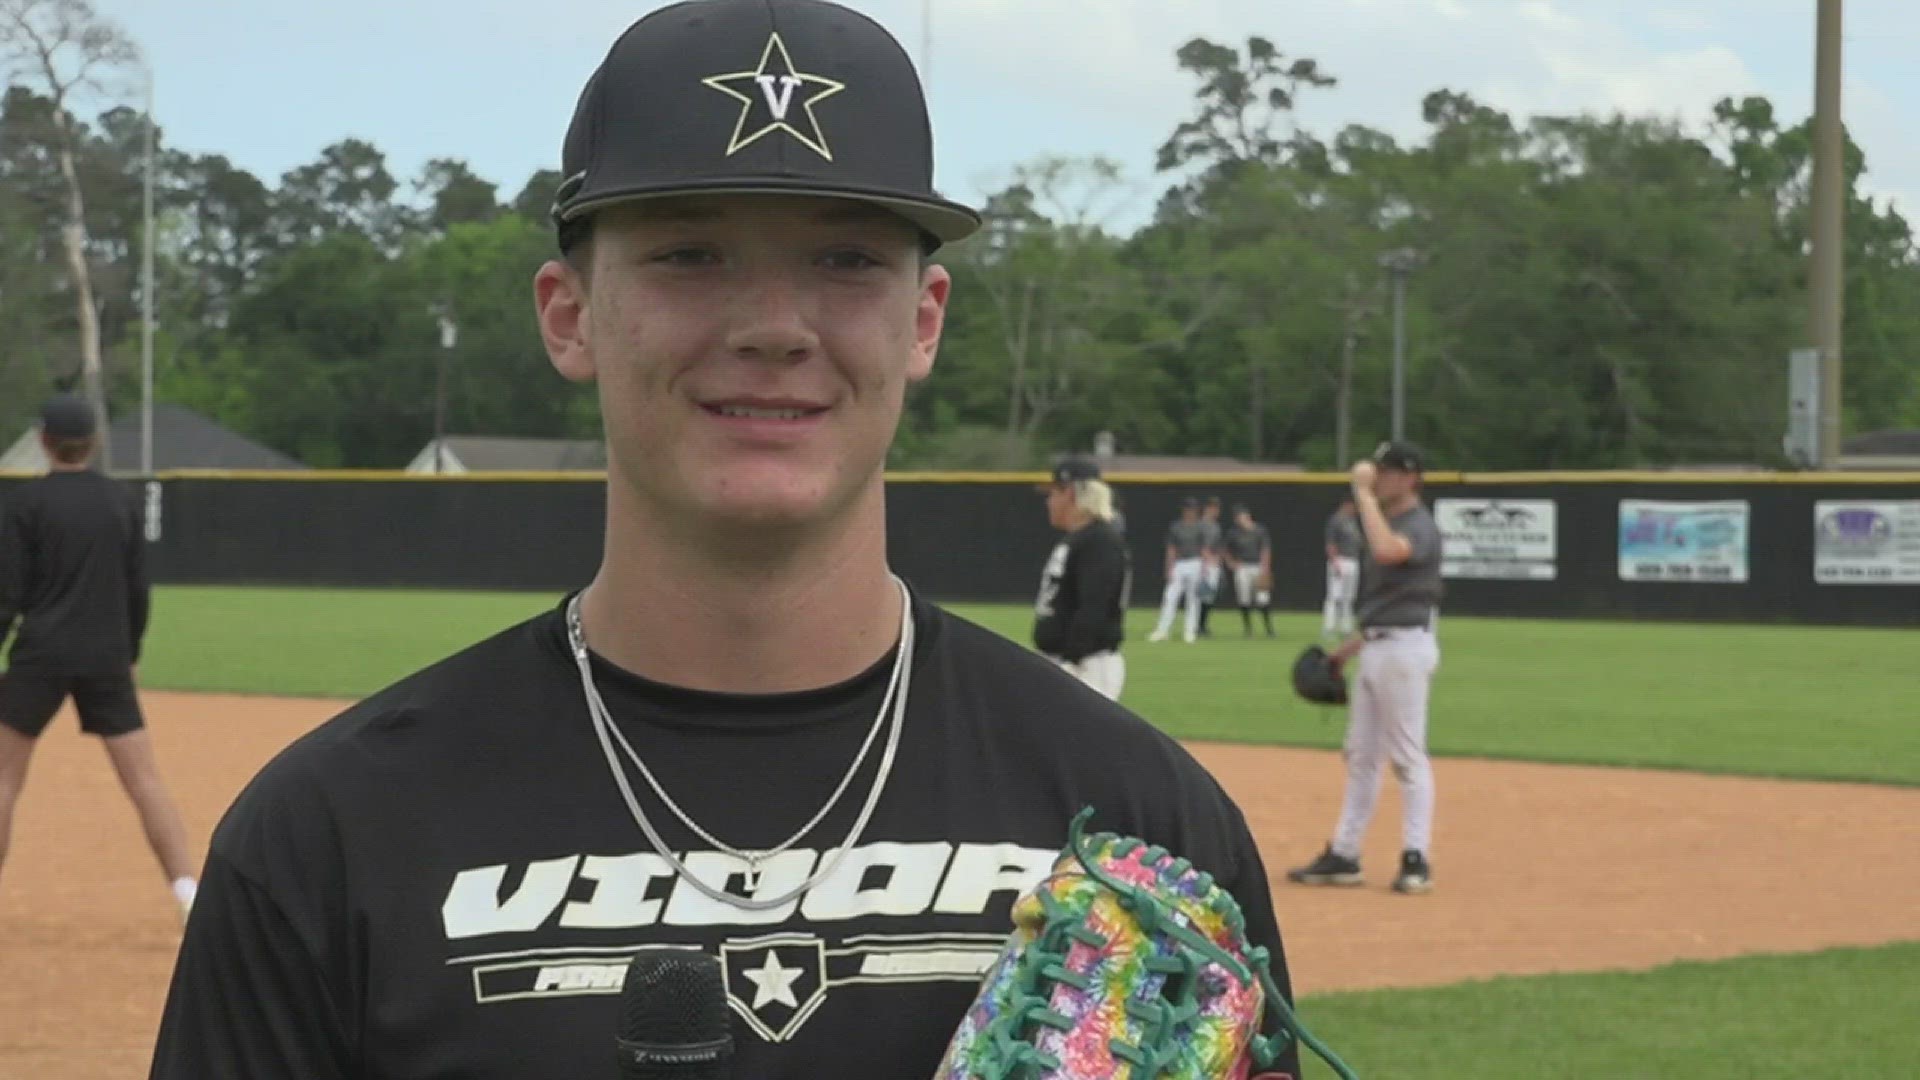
[139,586,560,698]
[134,586,1920,785]
[1291,943,1920,1079]
[129,587,1920,1077]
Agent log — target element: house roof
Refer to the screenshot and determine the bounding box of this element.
[1844,429,1920,456]
[429,436,607,471]
[1091,453,1301,474]
[0,402,307,473]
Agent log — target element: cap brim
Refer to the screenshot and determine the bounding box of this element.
[559,178,982,246]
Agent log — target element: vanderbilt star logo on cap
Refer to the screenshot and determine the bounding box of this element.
[701,32,847,161]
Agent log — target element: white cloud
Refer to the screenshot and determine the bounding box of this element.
[932,0,1771,144]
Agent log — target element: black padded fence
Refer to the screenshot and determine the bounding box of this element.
[4,470,1917,626]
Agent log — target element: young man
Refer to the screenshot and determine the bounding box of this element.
[1323,499,1360,640]
[1147,498,1207,643]
[1196,495,1225,637]
[0,394,199,922]
[1032,455,1131,700]
[1222,504,1275,638]
[1288,441,1443,895]
[146,4,1303,1078]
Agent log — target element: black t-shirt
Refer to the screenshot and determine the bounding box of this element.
[1031,519,1130,662]
[148,588,1300,1080]
[1223,523,1270,565]
[0,469,150,674]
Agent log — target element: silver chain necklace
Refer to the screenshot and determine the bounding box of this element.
[565,576,913,912]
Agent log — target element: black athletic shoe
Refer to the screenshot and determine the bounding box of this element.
[1392,850,1433,894]
[1286,845,1363,886]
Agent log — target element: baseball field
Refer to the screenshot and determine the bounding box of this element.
[3,585,1916,1078]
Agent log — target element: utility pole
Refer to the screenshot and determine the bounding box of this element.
[1325,270,1378,467]
[435,310,457,473]
[140,64,155,476]
[921,0,933,87]
[1809,0,1845,468]
[1378,247,1420,443]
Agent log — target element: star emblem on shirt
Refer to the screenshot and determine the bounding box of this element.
[700,32,847,161]
[740,949,803,1010]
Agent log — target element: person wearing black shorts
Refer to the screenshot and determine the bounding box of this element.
[145,3,1305,1077]
[0,394,199,922]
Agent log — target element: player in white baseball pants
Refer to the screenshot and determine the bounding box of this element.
[1151,559,1204,642]
[1148,498,1208,643]
[1289,442,1443,895]
[1323,499,1360,639]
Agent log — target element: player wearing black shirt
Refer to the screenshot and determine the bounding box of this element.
[147,3,1305,1078]
[1032,455,1131,700]
[1222,503,1276,638]
[0,394,199,921]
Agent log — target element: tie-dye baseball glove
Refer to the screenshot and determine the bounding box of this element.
[933,807,1357,1080]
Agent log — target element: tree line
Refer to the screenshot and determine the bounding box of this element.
[4,1,1917,471]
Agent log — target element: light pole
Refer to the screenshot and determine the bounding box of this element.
[140,62,155,476]
[1808,0,1845,467]
[434,309,457,473]
[921,0,932,86]
[1377,247,1421,443]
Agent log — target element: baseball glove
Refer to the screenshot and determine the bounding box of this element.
[933,807,1357,1080]
[1290,645,1348,707]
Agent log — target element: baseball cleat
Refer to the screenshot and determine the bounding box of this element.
[1392,850,1433,894]
[1286,845,1363,886]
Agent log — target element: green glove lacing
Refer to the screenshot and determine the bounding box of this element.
[970,807,1359,1079]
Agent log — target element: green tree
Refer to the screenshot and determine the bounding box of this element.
[1,0,141,463]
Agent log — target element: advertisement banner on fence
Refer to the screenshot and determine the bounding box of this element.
[1435,498,1557,580]
[1813,501,1920,584]
[1618,500,1749,583]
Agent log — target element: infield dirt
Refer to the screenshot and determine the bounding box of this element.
[3,690,1916,1079]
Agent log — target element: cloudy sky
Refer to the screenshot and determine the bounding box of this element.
[92,0,1918,234]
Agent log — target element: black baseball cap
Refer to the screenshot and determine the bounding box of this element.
[1038,454,1101,492]
[552,0,981,253]
[39,393,95,439]
[1371,440,1428,473]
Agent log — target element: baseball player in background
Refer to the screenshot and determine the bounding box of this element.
[148,3,1303,1077]
[1222,504,1276,638]
[1147,497,1207,643]
[1196,495,1225,638]
[0,394,200,922]
[1322,499,1360,640]
[1032,456,1131,700]
[1288,441,1443,895]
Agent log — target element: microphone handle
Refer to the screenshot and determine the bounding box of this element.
[616,1034,733,1078]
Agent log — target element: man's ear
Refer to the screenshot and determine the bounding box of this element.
[907,262,952,384]
[535,259,595,383]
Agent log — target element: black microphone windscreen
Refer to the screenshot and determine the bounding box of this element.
[618,949,733,1079]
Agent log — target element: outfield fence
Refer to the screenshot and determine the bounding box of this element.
[3,469,1918,626]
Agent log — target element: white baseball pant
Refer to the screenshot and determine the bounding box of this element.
[1151,557,1204,641]
[1056,650,1126,701]
[1232,564,1266,606]
[1323,556,1358,636]
[1331,626,1439,860]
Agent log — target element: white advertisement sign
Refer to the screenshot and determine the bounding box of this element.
[1617,500,1750,583]
[1813,501,1920,585]
[1435,498,1557,580]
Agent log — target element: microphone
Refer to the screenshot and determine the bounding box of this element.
[617,949,734,1079]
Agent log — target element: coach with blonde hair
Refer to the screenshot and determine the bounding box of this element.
[1033,455,1133,700]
